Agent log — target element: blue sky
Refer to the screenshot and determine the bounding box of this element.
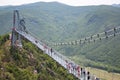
[0,0,120,6]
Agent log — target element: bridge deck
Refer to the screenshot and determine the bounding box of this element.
[16,30,99,80]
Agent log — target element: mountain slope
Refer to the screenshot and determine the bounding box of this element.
[0,34,78,80]
[0,2,120,39]
[0,2,120,73]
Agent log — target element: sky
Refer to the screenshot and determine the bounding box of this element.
[0,0,120,6]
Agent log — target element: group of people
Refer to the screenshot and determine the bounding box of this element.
[42,44,100,80]
[65,60,100,80]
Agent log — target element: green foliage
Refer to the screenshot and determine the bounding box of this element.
[0,1,120,74]
[0,34,9,45]
[0,35,78,80]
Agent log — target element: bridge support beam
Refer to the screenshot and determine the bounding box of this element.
[11,10,22,47]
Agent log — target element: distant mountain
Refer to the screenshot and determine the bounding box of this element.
[0,34,78,80]
[0,2,120,40]
[0,2,120,73]
[112,4,120,7]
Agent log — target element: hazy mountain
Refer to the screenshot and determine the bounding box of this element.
[112,4,120,7]
[0,2,120,73]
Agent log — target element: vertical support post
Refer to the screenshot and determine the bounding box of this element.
[11,10,22,47]
[11,10,17,46]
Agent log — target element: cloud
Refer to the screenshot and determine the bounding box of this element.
[0,0,120,6]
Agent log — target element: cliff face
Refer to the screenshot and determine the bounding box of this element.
[0,34,78,80]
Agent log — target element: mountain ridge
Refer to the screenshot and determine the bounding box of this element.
[0,2,120,73]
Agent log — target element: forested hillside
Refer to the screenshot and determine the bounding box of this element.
[0,2,120,73]
[0,34,78,80]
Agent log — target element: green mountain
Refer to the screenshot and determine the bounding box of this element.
[0,34,78,80]
[0,2,120,73]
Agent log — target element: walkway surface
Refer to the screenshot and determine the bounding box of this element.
[16,30,99,80]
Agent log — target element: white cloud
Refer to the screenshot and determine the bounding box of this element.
[0,0,120,6]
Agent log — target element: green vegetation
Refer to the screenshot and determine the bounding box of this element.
[0,34,78,80]
[59,35,120,73]
[0,2,120,74]
[64,35,120,73]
